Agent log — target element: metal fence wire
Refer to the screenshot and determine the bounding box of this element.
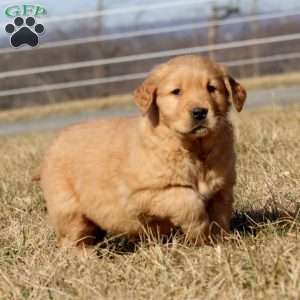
[0,0,300,105]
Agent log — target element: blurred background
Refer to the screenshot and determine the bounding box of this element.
[0,0,299,133]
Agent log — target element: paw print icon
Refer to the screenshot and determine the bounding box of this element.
[5,16,45,48]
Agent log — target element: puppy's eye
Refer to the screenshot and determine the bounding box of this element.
[207,84,217,93]
[171,88,181,96]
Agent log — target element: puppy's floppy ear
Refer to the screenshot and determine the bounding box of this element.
[133,77,157,114]
[224,75,247,112]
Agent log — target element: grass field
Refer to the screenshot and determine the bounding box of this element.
[0,104,299,300]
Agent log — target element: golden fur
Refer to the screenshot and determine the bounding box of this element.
[39,55,247,250]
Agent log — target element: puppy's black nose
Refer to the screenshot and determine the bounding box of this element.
[191,107,208,121]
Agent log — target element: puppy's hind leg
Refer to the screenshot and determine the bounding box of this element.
[57,209,106,253]
[44,180,105,255]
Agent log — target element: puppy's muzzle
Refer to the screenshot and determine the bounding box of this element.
[191,107,208,121]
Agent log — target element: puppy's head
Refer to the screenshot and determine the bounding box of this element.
[134,55,246,138]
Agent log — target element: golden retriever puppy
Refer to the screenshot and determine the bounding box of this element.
[39,55,246,251]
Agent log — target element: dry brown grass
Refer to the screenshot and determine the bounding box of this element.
[0,94,134,123]
[1,71,300,124]
[243,71,300,90]
[0,105,299,300]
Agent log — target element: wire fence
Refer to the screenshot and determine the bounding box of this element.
[1,52,300,97]
[0,0,212,27]
[0,0,300,104]
[1,33,300,80]
[1,9,300,54]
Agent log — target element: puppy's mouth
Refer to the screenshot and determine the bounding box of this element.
[190,123,206,133]
[189,124,209,137]
[174,123,210,138]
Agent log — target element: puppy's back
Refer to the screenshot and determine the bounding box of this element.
[40,116,139,208]
[42,116,137,167]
